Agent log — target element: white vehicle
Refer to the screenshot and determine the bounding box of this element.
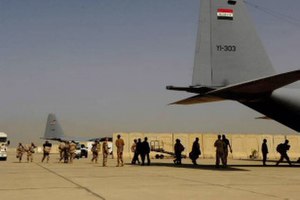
[0,132,9,161]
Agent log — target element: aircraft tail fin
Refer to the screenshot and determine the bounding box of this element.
[192,0,275,87]
[42,113,65,141]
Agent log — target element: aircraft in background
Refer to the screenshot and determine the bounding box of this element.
[167,0,300,132]
[41,113,111,142]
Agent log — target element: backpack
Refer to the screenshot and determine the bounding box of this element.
[276,144,283,153]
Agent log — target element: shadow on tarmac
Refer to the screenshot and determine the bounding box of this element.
[131,160,300,171]
[138,162,249,171]
[238,159,300,167]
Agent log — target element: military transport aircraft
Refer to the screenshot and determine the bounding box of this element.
[167,0,300,131]
[41,113,106,142]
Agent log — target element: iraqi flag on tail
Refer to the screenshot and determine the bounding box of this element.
[217,8,234,20]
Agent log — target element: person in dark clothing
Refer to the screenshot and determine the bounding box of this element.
[136,138,142,163]
[131,139,140,164]
[261,139,268,166]
[41,140,52,163]
[141,137,150,166]
[222,134,232,166]
[174,139,185,165]
[276,139,292,166]
[214,135,225,168]
[189,137,201,165]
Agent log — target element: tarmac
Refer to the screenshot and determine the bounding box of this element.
[1,152,300,200]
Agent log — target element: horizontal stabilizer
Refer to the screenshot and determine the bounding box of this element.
[208,70,300,96]
[170,95,224,105]
[166,86,215,94]
[255,116,271,120]
[170,70,300,105]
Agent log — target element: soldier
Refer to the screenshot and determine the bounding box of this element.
[91,140,100,163]
[16,143,25,163]
[140,137,150,166]
[261,139,268,166]
[62,141,70,163]
[189,137,201,165]
[115,135,125,167]
[222,134,232,166]
[58,141,66,162]
[102,137,109,167]
[276,139,292,166]
[174,139,185,165]
[41,140,52,163]
[26,142,37,162]
[136,138,142,163]
[214,135,225,168]
[69,141,77,163]
[131,139,140,164]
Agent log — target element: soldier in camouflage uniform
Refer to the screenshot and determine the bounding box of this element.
[91,140,100,163]
[58,141,66,162]
[102,138,109,167]
[63,141,70,163]
[69,141,77,163]
[16,143,25,163]
[26,142,37,162]
[115,135,125,167]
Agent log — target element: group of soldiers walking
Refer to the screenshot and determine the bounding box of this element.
[58,140,77,163]
[130,137,151,166]
[90,137,110,167]
[15,135,295,167]
[214,134,232,168]
[173,135,230,167]
[262,138,293,166]
[129,136,202,166]
[16,142,37,163]
[213,135,294,167]
[16,141,53,163]
[58,138,110,166]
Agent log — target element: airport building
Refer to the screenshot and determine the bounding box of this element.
[112,132,300,160]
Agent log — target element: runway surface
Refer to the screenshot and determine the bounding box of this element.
[1,152,300,200]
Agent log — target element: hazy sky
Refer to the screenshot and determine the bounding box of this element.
[1,0,300,145]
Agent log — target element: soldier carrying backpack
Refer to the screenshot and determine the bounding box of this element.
[174,139,185,165]
[276,140,292,166]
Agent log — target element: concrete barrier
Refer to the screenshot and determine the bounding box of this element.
[202,134,217,158]
[113,132,300,160]
[231,134,246,159]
